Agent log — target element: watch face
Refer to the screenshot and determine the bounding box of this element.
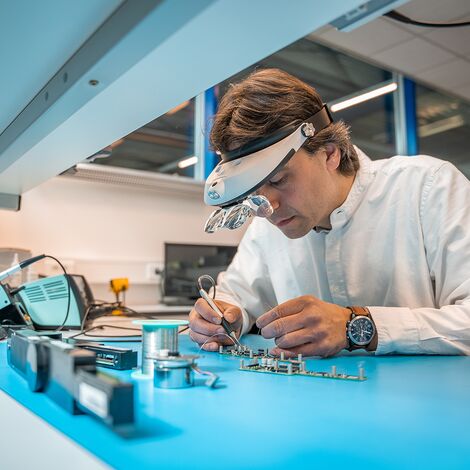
[348,316,375,346]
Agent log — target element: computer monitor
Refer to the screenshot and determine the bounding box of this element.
[163,243,238,304]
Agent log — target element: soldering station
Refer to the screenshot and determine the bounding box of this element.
[0,255,228,427]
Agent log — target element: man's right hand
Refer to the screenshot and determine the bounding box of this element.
[189,298,243,351]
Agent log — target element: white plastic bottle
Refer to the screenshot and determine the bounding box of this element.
[8,252,22,288]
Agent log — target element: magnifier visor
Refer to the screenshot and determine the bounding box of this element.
[204,195,273,233]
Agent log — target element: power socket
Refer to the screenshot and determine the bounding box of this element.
[145,262,163,281]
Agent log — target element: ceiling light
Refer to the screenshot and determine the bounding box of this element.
[330,82,398,112]
[167,100,190,115]
[419,115,464,138]
[178,156,198,169]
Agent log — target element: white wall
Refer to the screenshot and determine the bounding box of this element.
[0,176,244,304]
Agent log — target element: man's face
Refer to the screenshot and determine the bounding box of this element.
[255,147,346,239]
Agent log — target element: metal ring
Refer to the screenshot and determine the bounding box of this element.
[197,274,216,299]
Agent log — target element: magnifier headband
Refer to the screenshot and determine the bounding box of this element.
[204,105,333,208]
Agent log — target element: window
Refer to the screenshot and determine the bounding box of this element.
[214,38,396,160]
[80,34,470,184]
[91,98,196,178]
[333,94,396,159]
[416,84,470,178]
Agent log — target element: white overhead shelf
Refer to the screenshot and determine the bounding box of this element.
[0,0,389,203]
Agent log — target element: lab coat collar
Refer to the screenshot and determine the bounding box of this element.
[315,146,375,233]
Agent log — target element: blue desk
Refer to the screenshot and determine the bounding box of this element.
[1,335,469,470]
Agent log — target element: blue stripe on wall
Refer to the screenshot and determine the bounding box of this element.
[404,77,419,156]
[204,88,218,178]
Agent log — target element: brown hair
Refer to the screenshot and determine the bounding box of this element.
[210,68,359,175]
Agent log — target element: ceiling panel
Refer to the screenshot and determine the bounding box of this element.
[316,17,414,56]
[422,59,470,89]
[423,27,470,58]
[455,83,470,101]
[371,37,454,74]
[310,0,470,104]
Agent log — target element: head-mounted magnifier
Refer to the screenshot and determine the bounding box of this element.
[203,105,333,233]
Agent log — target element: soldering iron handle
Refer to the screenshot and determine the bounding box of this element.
[221,317,235,335]
[199,289,236,336]
[199,289,223,318]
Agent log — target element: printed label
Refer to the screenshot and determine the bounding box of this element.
[78,382,108,418]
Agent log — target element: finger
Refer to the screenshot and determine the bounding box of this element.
[194,298,222,324]
[189,330,235,347]
[273,329,309,349]
[256,298,306,329]
[260,313,305,339]
[274,328,326,349]
[271,334,332,358]
[202,342,219,352]
[223,306,242,325]
[270,343,315,358]
[190,312,225,337]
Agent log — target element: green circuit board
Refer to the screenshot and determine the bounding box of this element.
[219,345,366,381]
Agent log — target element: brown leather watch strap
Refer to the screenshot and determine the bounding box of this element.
[347,306,370,316]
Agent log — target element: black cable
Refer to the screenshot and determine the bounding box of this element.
[80,303,123,332]
[67,323,142,342]
[80,304,95,333]
[82,324,142,337]
[68,324,105,340]
[78,304,163,336]
[385,10,470,28]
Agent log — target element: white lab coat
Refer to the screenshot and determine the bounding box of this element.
[215,148,470,355]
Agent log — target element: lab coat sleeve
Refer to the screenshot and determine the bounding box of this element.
[370,162,470,355]
[215,222,277,337]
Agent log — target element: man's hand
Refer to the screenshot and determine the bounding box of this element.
[189,299,243,351]
[256,295,350,358]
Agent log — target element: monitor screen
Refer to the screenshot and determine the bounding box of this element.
[163,243,238,302]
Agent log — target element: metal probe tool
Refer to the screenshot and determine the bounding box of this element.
[197,275,242,348]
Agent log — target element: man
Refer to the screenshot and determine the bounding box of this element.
[189,68,470,357]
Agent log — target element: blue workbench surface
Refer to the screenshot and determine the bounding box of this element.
[1,334,470,470]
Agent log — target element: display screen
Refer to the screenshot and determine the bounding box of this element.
[163,243,237,302]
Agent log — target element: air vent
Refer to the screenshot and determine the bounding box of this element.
[24,285,46,303]
[44,279,68,300]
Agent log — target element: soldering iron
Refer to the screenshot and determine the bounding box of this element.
[197,274,242,347]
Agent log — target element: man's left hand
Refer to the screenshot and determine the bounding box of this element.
[256,295,350,358]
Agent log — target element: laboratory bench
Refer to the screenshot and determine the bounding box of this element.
[1,334,470,470]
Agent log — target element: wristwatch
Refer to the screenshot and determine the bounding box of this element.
[346,306,376,351]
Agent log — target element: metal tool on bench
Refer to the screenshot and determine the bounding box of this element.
[7,329,135,427]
